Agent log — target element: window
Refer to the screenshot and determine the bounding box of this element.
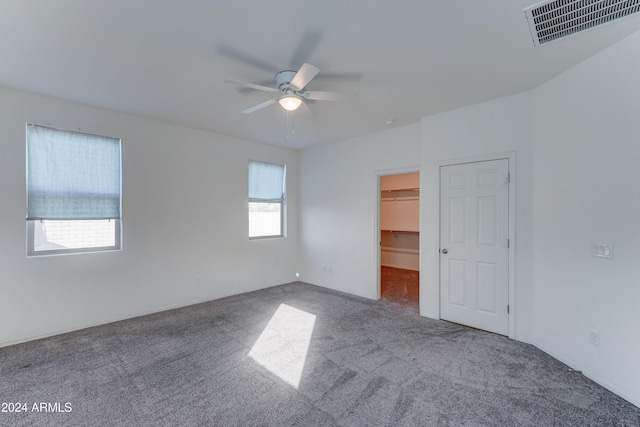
[248,160,285,239]
[26,124,122,256]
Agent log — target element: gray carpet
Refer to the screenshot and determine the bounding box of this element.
[1,282,638,426]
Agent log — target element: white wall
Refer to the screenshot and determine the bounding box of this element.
[0,85,299,347]
[298,123,421,299]
[531,30,640,407]
[2,28,638,409]
[417,30,640,406]
[420,92,535,340]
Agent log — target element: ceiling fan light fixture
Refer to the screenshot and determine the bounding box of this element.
[278,95,303,111]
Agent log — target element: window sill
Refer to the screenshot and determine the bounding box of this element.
[249,235,285,241]
[27,247,122,258]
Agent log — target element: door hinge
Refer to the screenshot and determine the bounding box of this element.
[507,172,511,184]
[507,238,510,248]
[507,305,510,314]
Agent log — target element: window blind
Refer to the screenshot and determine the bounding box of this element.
[248,160,285,202]
[26,124,121,220]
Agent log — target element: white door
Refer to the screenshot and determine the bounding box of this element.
[440,159,509,335]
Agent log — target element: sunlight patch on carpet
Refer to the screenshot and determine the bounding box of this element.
[248,303,316,388]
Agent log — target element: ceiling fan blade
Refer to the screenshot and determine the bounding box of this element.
[241,98,277,114]
[290,63,320,91]
[236,78,274,94]
[302,91,352,101]
[289,31,322,69]
[314,71,363,82]
[217,45,280,73]
[225,80,279,93]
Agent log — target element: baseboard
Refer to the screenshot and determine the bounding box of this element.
[301,279,377,301]
[0,280,290,349]
[5,282,637,411]
[420,310,438,319]
[525,339,640,409]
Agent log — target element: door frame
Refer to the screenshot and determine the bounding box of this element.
[374,166,421,300]
[436,152,516,339]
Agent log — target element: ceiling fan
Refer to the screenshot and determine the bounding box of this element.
[225,63,351,114]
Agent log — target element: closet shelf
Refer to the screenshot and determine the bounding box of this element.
[381,229,419,234]
[380,188,420,197]
[380,246,419,255]
[381,196,419,201]
[381,187,419,192]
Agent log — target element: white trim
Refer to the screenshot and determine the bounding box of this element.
[26,219,122,258]
[435,152,516,338]
[374,165,421,301]
[0,279,284,349]
[247,160,287,240]
[248,200,285,240]
[524,338,640,409]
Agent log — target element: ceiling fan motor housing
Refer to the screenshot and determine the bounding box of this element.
[276,70,298,90]
[226,62,343,114]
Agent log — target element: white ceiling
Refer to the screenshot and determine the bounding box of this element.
[1,1,639,150]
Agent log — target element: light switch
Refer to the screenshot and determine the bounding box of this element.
[592,242,614,259]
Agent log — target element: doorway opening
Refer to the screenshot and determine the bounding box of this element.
[379,171,420,309]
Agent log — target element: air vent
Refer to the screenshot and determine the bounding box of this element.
[524,0,640,46]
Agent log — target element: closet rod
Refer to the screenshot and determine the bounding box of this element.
[381,230,419,234]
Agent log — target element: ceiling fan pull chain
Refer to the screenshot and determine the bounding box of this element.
[285,111,295,140]
[286,111,290,140]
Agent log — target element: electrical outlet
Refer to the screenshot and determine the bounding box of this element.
[589,329,600,347]
[592,243,614,259]
[195,276,200,285]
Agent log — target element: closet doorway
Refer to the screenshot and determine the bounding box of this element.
[378,171,420,308]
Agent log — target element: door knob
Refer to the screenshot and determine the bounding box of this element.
[441,248,448,254]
